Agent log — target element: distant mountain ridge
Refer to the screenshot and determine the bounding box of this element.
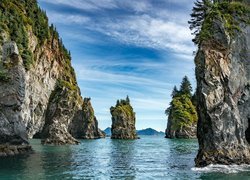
[104,127,111,136]
[137,128,164,136]
[103,127,164,136]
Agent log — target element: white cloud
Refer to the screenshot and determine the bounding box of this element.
[40,0,195,54]
[40,0,118,11]
[74,64,169,87]
[48,12,90,25]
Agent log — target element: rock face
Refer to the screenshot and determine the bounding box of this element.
[2,42,19,62]
[165,119,197,139]
[110,97,138,139]
[69,98,105,139]
[0,45,32,155]
[0,0,104,154]
[195,19,250,166]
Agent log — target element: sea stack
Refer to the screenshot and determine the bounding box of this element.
[191,0,250,166]
[165,77,198,139]
[110,96,138,139]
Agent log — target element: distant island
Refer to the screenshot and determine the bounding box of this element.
[104,127,164,136]
[137,128,165,136]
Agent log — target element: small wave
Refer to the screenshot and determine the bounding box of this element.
[191,164,250,174]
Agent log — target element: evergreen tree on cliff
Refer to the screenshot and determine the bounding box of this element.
[180,76,193,97]
[165,76,198,139]
[188,0,212,44]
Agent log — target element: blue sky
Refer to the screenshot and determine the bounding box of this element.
[38,0,197,131]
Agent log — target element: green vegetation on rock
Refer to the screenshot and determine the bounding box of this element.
[0,69,10,82]
[0,0,72,72]
[0,0,77,96]
[110,96,138,139]
[0,0,48,69]
[111,96,134,118]
[165,76,198,131]
[189,0,250,45]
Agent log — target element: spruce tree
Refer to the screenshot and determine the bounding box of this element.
[188,0,212,44]
[180,76,192,97]
[126,95,130,104]
[171,86,179,98]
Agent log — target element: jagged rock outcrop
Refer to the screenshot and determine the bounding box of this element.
[194,4,250,167]
[110,97,138,139]
[0,0,104,154]
[69,98,105,139]
[165,119,197,139]
[41,86,82,145]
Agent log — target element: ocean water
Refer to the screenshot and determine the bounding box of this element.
[0,136,250,179]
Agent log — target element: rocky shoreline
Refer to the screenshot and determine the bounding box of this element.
[0,144,32,156]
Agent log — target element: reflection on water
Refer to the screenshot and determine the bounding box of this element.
[1,136,250,179]
[109,140,136,179]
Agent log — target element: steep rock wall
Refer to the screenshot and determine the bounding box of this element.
[195,19,250,166]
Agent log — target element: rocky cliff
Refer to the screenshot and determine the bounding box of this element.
[0,0,104,155]
[110,97,138,139]
[192,1,250,166]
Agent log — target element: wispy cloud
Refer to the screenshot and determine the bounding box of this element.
[95,15,194,54]
[40,0,118,11]
[40,0,195,55]
[47,11,90,25]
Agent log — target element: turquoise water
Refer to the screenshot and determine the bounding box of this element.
[0,136,250,179]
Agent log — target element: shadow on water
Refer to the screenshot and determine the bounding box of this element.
[108,139,136,179]
[0,139,75,180]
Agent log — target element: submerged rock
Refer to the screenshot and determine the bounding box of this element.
[110,97,138,139]
[0,145,32,156]
[194,6,250,167]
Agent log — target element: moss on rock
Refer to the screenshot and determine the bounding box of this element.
[110,96,138,139]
